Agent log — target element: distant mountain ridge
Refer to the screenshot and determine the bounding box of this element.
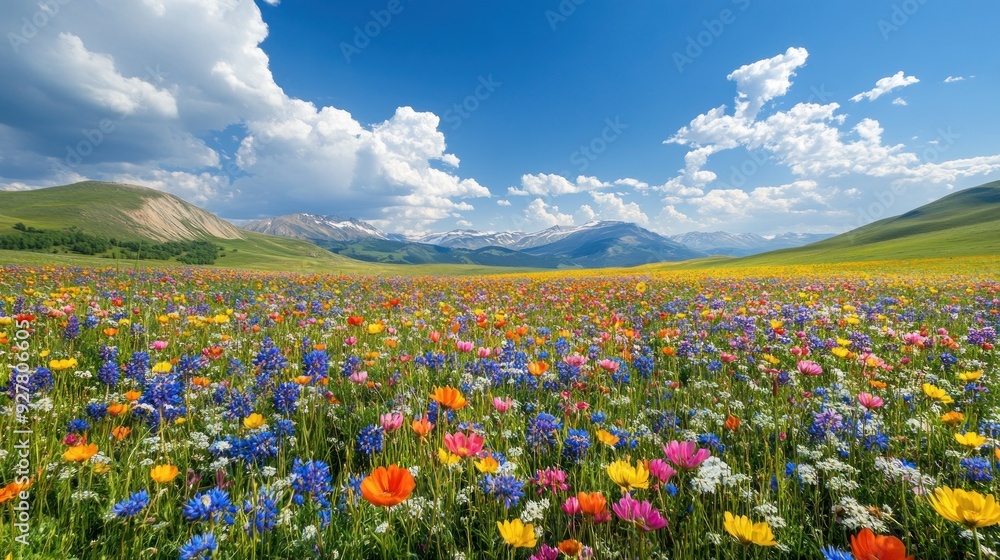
[244,213,387,242]
[241,212,830,265]
[668,231,833,256]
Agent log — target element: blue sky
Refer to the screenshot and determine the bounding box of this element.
[1,0,998,235]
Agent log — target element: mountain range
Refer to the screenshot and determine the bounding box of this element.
[3,179,998,271]
[242,213,829,266]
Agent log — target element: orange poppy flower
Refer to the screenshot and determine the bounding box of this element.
[527,361,549,377]
[111,426,131,441]
[850,528,913,560]
[724,415,741,431]
[124,390,142,402]
[0,480,31,504]
[64,443,99,462]
[107,403,129,416]
[150,464,179,483]
[360,464,416,507]
[347,316,365,326]
[191,376,211,388]
[558,539,583,557]
[411,415,434,438]
[577,492,607,516]
[430,386,468,410]
[103,327,118,337]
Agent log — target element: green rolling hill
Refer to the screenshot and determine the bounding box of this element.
[0,181,377,273]
[734,180,1000,265]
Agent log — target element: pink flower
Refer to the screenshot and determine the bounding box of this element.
[530,467,568,494]
[647,459,677,483]
[612,494,668,531]
[563,354,587,368]
[561,496,581,515]
[379,411,404,432]
[597,359,619,373]
[529,545,560,560]
[663,440,711,470]
[492,396,513,413]
[348,370,368,384]
[720,352,738,363]
[477,347,492,359]
[442,432,484,458]
[797,360,823,376]
[344,336,357,346]
[151,340,168,351]
[902,332,927,346]
[857,392,884,410]
[456,340,474,352]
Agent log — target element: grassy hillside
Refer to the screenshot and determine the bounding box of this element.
[734,180,1000,265]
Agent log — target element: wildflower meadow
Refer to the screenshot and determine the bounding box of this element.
[1,262,999,559]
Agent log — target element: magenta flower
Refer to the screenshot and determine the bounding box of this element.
[857,392,884,410]
[151,340,168,351]
[648,459,677,483]
[611,494,668,531]
[663,440,711,470]
[797,360,823,376]
[528,545,559,560]
[561,496,581,515]
[530,467,568,494]
[379,411,404,432]
[442,432,484,458]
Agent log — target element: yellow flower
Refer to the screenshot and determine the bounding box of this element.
[437,448,461,466]
[496,519,536,548]
[922,383,954,404]
[762,354,780,365]
[151,361,173,373]
[723,512,778,547]
[958,370,983,382]
[243,413,266,429]
[955,432,987,449]
[49,358,78,371]
[831,347,850,358]
[928,487,1000,528]
[596,429,620,447]
[151,464,179,483]
[606,459,649,492]
[474,456,499,473]
[366,323,385,335]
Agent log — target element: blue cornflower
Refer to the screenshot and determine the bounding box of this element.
[273,382,301,415]
[97,360,120,386]
[590,411,607,425]
[526,412,562,451]
[291,459,333,508]
[67,419,90,434]
[302,350,328,379]
[821,545,853,560]
[243,488,279,535]
[355,424,384,456]
[562,429,591,463]
[183,488,236,525]
[178,533,217,560]
[112,489,150,518]
[225,389,256,420]
[62,315,80,340]
[136,372,186,428]
[479,474,525,509]
[961,456,993,483]
[85,403,108,421]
